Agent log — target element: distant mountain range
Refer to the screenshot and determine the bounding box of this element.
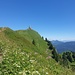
[51,40,75,53]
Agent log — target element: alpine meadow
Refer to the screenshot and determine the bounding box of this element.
[0,27,75,75]
[0,0,75,75]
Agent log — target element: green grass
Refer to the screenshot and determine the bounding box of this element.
[16,29,48,55]
[0,27,75,75]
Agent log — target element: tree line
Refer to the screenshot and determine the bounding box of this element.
[32,37,75,70]
[45,38,75,70]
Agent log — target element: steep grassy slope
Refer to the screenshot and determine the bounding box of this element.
[16,28,48,55]
[0,27,75,75]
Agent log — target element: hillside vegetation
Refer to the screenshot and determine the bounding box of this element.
[0,27,75,75]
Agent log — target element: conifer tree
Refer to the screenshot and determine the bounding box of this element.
[62,52,69,67]
[32,39,35,45]
[52,47,59,62]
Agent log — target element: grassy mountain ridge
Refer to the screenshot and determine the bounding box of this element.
[16,28,48,55]
[0,27,75,75]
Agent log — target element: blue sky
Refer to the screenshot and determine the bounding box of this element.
[0,0,75,41]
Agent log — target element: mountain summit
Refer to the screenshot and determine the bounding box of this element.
[0,27,75,75]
